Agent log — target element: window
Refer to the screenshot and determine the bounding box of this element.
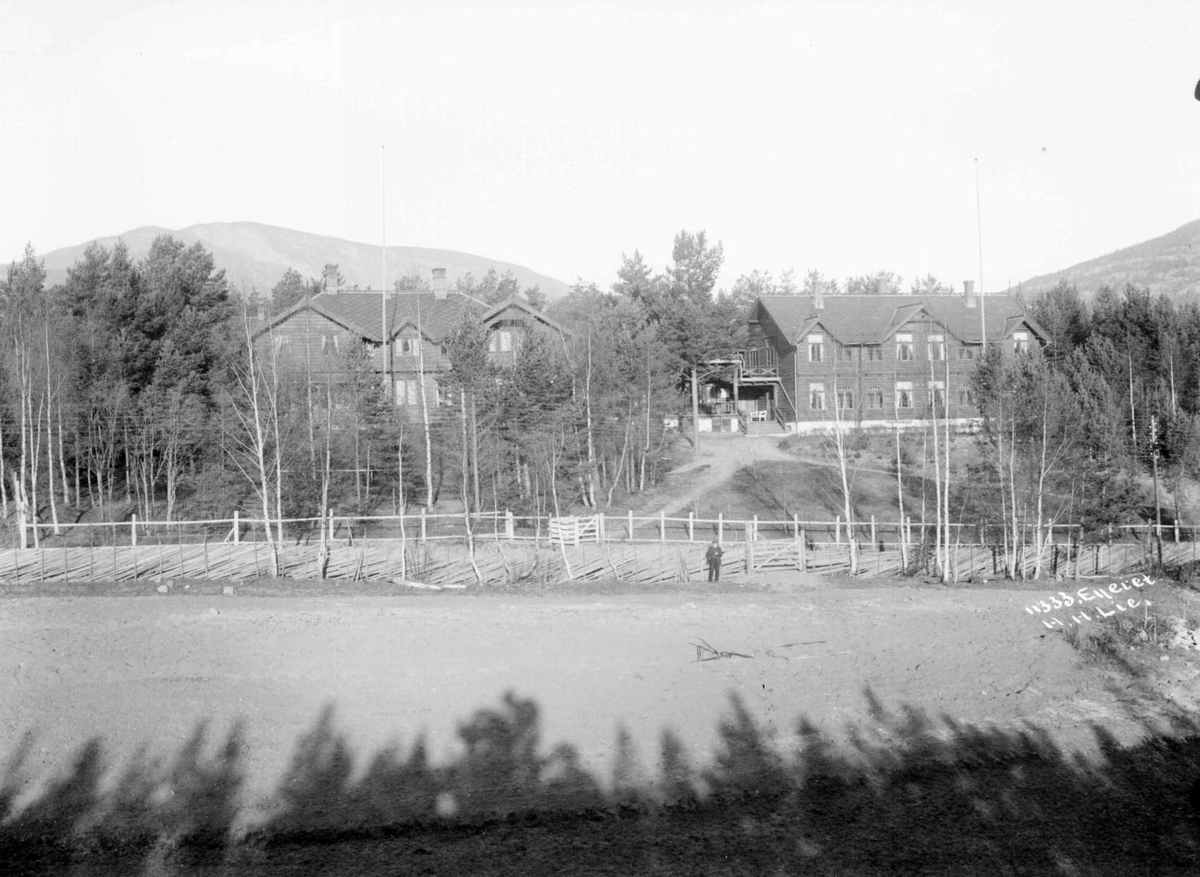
[837,389,854,410]
[395,337,417,356]
[272,335,290,353]
[395,378,419,406]
[807,333,824,363]
[928,380,945,411]
[895,333,914,361]
[866,388,884,409]
[489,329,513,353]
[896,381,913,409]
[837,345,854,362]
[928,334,945,361]
[866,346,884,362]
[809,382,825,410]
[957,345,979,360]
[321,334,339,355]
[958,386,975,407]
[1013,331,1030,355]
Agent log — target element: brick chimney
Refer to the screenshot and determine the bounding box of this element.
[964,279,976,308]
[322,264,340,294]
[431,267,448,299]
[813,279,825,310]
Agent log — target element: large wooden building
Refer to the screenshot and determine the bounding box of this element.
[726,283,1045,431]
[253,266,566,412]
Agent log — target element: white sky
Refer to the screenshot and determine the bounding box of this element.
[4,0,1200,292]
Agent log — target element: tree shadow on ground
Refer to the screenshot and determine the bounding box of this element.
[3,689,1200,875]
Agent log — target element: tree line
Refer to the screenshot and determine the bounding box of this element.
[0,231,744,548]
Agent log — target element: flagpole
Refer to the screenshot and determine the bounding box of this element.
[975,157,986,343]
[382,145,389,393]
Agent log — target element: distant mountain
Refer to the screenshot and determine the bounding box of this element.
[1012,219,1200,299]
[34,221,573,300]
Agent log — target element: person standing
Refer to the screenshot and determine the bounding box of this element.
[705,538,724,582]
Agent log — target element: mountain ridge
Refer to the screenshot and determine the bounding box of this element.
[32,221,574,299]
[1010,218,1200,299]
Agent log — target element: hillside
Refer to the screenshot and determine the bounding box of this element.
[34,221,573,299]
[1012,217,1200,299]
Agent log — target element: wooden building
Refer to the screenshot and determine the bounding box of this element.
[731,282,1046,431]
[253,265,566,413]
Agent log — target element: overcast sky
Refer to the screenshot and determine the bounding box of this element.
[4,0,1199,293]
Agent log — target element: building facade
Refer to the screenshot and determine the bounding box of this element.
[253,266,566,413]
[732,283,1045,431]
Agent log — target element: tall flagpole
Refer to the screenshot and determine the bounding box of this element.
[382,145,389,393]
[975,157,986,343]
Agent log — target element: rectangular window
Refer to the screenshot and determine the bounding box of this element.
[928,334,945,361]
[809,382,825,410]
[958,386,975,407]
[807,333,824,363]
[1013,331,1030,355]
[928,381,945,411]
[837,389,854,410]
[395,378,419,406]
[896,381,913,409]
[322,334,339,355]
[866,346,883,362]
[394,337,417,356]
[957,345,979,360]
[866,388,884,409]
[895,333,914,361]
[837,345,854,362]
[272,335,290,353]
[489,329,513,353]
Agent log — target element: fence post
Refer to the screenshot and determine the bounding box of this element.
[835,516,841,544]
[718,512,724,545]
[131,513,138,548]
[745,524,753,573]
[870,515,877,548]
[794,515,801,571]
[506,510,514,539]
[659,511,665,544]
[233,510,240,544]
[752,514,758,542]
[799,527,807,571]
[596,513,604,543]
[627,510,634,541]
[688,512,694,543]
[420,508,427,544]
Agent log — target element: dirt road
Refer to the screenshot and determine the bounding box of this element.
[0,581,1175,832]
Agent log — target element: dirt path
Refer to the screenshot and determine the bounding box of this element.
[642,433,798,519]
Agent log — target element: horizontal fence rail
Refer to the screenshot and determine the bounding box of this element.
[0,510,1186,586]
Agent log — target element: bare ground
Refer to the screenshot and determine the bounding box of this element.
[3,577,1198,850]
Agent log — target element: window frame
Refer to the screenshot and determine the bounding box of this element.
[895,380,914,409]
[807,333,824,363]
[928,334,946,362]
[895,333,914,362]
[809,381,826,410]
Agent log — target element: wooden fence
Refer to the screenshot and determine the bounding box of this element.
[0,516,1183,586]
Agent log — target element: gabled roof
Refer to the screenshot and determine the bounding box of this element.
[481,295,572,338]
[253,296,375,339]
[312,290,482,343]
[754,294,1039,346]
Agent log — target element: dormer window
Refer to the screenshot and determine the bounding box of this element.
[1013,331,1030,355]
[807,333,824,362]
[394,337,417,356]
[489,329,513,353]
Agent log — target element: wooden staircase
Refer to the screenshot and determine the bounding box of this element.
[743,419,787,436]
